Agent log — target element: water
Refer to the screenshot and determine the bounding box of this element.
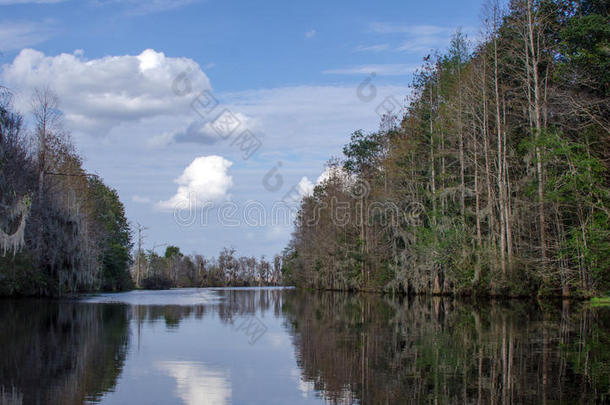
[0,288,608,404]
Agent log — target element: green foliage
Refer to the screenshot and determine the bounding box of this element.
[560,11,610,95]
[164,245,182,259]
[88,177,133,291]
[523,131,610,292]
[342,130,384,176]
[590,297,610,307]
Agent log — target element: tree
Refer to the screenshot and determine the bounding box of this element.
[164,245,182,259]
[88,177,133,291]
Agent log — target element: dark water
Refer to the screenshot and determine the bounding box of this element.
[0,288,608,404]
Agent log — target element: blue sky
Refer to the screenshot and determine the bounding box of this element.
[1,0,485,258]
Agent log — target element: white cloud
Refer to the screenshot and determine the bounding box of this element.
[297,166,348,198]
[132,195,152,204]
[290,367,315,399]
[369,22,448,35]
[1,48,409,152]
[323,63,418,76]
[152,111,257,147]
[0,21,55,51]
[1,48,211,135]
[158,361,231,405]
[305,29,316,39]
[157,156,233,211]
[354,44,390,52]
[369,23,453,53]
[360,22,477,54]
[297,176,314,197]
[315,166,343,185]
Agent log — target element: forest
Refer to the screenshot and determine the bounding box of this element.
[0,87,133,296]
[133,245,283,289]
[281,0,610,298]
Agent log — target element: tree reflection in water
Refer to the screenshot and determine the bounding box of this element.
[283,291,610,404]
[0,290,608,404]
[0,301,129,405]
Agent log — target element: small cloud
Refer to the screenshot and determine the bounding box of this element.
[323,63,417,76]
[297,176,314,197]
[354,44,390,52]
[132,195,152,204]
[305,29,316,39]
[366,22,478,54]
[0,20,55,51]
[369,22,448,35]
[150,111,255,147]
[297,166,348,198]
[147,131,177,148]
[157,156,233,211]
[172,120,222,145]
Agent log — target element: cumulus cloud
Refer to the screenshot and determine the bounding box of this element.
[157,156,233,211]
[1,48,211,135]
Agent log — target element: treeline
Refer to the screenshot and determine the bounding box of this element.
[282,0,609,297]
[0,87,132,296]
[134,246,282,289]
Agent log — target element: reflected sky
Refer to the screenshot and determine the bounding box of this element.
[90,288,325,405]
[158,361,231,405]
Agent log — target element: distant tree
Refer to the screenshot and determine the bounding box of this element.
[164,245,182,259]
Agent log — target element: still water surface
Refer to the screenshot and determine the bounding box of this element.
[0,288,608,404]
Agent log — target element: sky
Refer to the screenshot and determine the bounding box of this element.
[0,0,485,258]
